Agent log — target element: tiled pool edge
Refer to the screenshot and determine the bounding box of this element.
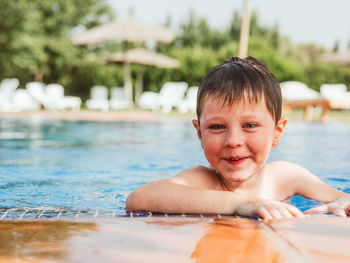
[0,207,244,220]
[1,216,349,262]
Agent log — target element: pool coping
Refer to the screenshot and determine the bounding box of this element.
[1,215,349,263]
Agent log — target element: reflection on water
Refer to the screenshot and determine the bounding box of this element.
[1,215,349,262]
[0,220,97,262]
[148,217,306,263]
[191,219,286,262]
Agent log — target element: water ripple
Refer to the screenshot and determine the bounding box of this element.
[1,119,350,212]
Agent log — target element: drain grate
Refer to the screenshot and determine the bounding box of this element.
[0,208,230,220]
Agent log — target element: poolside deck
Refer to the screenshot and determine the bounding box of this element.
[3,107,350,124]
[1,216,349,263]
[283,99,330,122]
[0,109,194,122]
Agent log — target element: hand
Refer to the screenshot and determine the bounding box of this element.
[235,199,305,221]
[304,196,350,217]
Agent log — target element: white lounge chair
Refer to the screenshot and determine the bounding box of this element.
[158,82,188,114]
[12,89,40,112]
[46,83,81,111]
[26,81,51,109]
[138,91,159,111]
[280,81,329,121]
[320,83,350,110]
[109,87,132,110]
[280,81,322,101]
[85,85,109,111]
[0,78,20,112]
[177,86,198,114]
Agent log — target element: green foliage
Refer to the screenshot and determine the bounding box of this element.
[0,2,349,100]
[176,10,232,49]
[305,62,350,91]
[248,36,305,83]
[66,60,123,100]
[0,0,113,91]
[141,46,218,92]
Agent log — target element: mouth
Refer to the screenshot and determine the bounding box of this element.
[224,156,248,165]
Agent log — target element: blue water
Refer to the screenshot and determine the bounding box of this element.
[0,118,349,214]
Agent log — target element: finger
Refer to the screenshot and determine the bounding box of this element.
[346,205,350,216]
[255,207,272,221]
[286,205,305,218]
[303,205,328,214]
[331,208,347,217]
[278,207,293,218]
[266,207,283,219]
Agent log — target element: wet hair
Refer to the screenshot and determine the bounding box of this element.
[196,56,282,125]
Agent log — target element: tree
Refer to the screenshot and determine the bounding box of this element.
[332,40,340,52]
[0,0,113,87]
[175,10,231,49]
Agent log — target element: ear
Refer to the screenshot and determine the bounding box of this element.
[192,119,202,140]
[272,117,288,148]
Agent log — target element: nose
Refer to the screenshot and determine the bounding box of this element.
[224,128,244,148]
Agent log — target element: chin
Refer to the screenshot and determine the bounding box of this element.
[226,174,250,183]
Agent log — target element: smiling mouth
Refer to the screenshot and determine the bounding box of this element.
[225,157,248,165]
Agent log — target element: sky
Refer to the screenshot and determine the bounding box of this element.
[108,0,350,51]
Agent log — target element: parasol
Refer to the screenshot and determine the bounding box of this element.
[72,19,176,45]
[72,19,176,103]
[106,48,180,103]
[319,51,350,65]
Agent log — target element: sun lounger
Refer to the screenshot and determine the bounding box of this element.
[46,84,81,111]
[86,85,110,111]
[109,87,132,110]
[26,82,51,109]
[280,81,330,121]
[26,82,81,111]
[320,83,350,110]
[138,91,159,110]
[177,86,198,114]
[12,89,40,111]
[158,82,188,114]
[138,82,188,113]
[0,78,20,112]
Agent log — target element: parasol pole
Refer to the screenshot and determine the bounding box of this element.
[135,65,144,105]
[123,61,133,103]
[238,0,251,58]
[121,41,133,103]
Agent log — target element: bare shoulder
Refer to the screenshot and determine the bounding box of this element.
[168,165,222,190]
[267,161,344,202]
[268,161,311,177]
[267,161,314,199]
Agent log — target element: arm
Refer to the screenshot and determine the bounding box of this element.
[126,166,304,219]
[126,178,240,214]
[126,166,241,214]
[278,161,350,216]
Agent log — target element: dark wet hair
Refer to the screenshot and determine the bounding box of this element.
[196,56,282,125]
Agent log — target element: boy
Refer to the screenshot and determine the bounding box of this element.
[126,57,350,220]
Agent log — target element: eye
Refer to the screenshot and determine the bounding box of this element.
[209,124,225,130]
[243,122,258,129]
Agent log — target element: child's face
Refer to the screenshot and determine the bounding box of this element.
[193,97,286,185]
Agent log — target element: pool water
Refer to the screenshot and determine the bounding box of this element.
[0,118,349,215]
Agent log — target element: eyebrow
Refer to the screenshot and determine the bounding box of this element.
[202,114,267,123]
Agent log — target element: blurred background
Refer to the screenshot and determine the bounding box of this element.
[1,0,349,103]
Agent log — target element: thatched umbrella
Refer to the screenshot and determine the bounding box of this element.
[319,51,350,65]
[72,19,176,45]
[71,19,176,102]
[106,48,180,103]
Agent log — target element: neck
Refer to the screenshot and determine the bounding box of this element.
[218,164,267,194]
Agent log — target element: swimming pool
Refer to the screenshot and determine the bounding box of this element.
[0,118,349,218]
